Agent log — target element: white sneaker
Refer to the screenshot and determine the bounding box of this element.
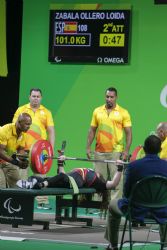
[16,179,37,189]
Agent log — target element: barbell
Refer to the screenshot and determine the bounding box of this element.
[15,140,144,174]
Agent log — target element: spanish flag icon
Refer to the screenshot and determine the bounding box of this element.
[64,22,77,33]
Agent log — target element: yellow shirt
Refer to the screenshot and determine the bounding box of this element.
[91,104,132,152]
[160,137,167,159]
[12,104,54,149]
[0,123,26,155]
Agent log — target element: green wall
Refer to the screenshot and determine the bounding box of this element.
[20,0,167,174]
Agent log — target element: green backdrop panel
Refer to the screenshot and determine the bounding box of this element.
[20,0,167,174]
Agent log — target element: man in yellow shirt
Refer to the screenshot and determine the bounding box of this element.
[86,87,132,201]
[13,88,55,210]
[156,122,167,160]
[0,113,32,188]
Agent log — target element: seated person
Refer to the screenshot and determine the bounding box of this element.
[105,135,167,250]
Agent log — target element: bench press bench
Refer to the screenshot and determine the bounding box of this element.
[0,187,101,229]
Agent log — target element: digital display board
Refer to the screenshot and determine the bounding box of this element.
[155,0,167,4]
[48,8,131,64]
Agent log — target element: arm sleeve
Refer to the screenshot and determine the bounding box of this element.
[122,110,132,128]
[90,110,98,127]
[46,110,54,127]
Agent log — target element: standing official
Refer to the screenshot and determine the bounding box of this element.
[13,88,55,209]
[86,87,132,200]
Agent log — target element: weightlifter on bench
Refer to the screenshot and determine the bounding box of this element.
[16,155,124,193]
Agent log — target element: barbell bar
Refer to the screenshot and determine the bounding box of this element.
[16,140,143,174]
[42,155,129,164]
[15,140,143,174]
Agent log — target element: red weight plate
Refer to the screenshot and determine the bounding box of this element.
[30,140,53,174]
[30,143,41,173]
[31,140,53,174]
[130,145,145,162]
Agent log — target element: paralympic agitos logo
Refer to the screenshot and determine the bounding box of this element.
[3,198,21,214]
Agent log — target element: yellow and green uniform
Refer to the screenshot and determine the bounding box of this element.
[0,123,26,157]
[12,103,54,150]
[0,123,26,188]
[160,137,167,159]
[91,104,132,153]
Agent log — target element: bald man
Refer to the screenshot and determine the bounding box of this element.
[156,122,167,160]
[0,113,32,187]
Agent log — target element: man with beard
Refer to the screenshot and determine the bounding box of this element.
[86,87,132,201]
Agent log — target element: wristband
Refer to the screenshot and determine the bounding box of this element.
[11,153,17,160]
[57,163,64,168]
[11,158,19,166]
[117,165,123,172]
[57,159,65,165]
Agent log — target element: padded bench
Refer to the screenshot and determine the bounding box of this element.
[0,187,101,229]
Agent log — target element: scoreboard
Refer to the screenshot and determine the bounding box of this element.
[48,9,131,64]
